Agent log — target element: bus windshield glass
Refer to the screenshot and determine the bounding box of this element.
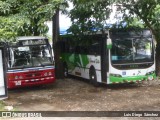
[111,38,154,64]
[8,45,52,68]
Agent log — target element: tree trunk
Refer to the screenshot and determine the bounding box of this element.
[52,9,64,79]
[156,40,160,76]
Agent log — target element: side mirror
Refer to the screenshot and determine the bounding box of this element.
[107,38,112,49]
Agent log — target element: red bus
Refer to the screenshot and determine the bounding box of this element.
[6,36,55,89]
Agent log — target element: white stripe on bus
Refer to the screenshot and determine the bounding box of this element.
[7,66,55,73]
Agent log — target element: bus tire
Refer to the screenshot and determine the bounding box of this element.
[89,67,98,87]
[64,63,68,78]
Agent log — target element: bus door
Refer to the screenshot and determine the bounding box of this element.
[0,46,8,100]
[101,35,108,83]
[74,46,82,76]
[64,40,76,75]
[74,44,90,77]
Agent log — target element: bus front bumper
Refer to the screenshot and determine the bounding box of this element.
[8,77,56,89]
[109,73,156,84]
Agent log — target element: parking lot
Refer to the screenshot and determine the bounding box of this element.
[3,77,160,112]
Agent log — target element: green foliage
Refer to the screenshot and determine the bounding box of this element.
[123,17,144,28]
[0,0,66,42]
[68,0,112,33]
[68,0,160,40]
[113,0,160,40]
[0,101,6,111]
[0,16,17,42]
[0,1,11,14]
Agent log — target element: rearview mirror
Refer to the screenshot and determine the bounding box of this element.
[107,38,112,49]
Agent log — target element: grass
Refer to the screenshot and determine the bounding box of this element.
[0,101,6,111]
[0,100,17,111]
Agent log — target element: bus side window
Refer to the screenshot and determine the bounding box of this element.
[68,45,75,53]
[89,43,100,55]
[75,46,81,54]
[81,46,88,54]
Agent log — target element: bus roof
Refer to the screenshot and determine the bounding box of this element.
[61,28,151,37]
[110,29,152,38]
[17,36,47,41]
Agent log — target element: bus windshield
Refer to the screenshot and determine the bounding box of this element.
[8,45,53,68]
[111,38,154,64]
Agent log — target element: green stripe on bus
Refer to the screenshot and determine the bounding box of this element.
[109,73,156,83]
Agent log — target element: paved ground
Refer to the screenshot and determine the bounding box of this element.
[2,77,160,119]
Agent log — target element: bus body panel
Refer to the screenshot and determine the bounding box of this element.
[109,29,156,84]
[7,66,55,89]
[6,36,55,89]
[61,29,156,85]
[63,53,102,82]
[108,64,155,84]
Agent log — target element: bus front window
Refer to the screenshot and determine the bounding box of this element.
[111,38,153,64]
[9,45,52,68]
[30,45,52,67]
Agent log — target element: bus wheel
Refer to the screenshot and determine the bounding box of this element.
[89,68,98,87]
[64,64,68,78]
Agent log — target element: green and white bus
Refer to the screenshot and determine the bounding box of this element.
[60,29,156,85]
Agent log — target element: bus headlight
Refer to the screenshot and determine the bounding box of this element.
[110,73,122,77]
[44,72,48,76]
[15,76,19,80]
[48,72,52,76]
[19,76,23,79]
[15,75,23,80]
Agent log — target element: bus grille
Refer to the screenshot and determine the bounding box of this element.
[25,72,41,78]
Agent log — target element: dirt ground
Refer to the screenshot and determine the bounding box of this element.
[2,77,160,119]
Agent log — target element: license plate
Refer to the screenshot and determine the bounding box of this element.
[122,71,126,75]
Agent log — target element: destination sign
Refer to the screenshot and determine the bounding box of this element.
[19,39,46,46]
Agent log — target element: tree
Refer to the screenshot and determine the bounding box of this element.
[0,0,24,41]
[68,0,112,34]
[0,0,65,41]
[52,1,68,79]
